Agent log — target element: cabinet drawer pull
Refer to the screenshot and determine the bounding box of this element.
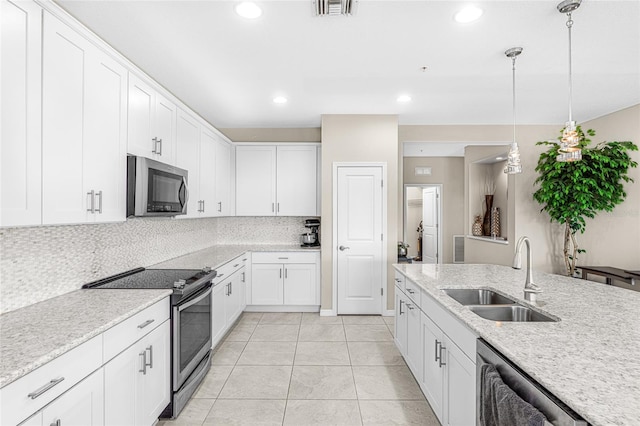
[233,264,239,267]
[218,201,222,212]
[406,303,415,310]
[96,190,103,214]
[435,340,441,362]
[394,278,402,282]
[407,289,415,294]
[399,299,404,315]
[146,346,153,368]
[277,257,289,260]
[28,377,65,399]
[438,345,447,368]
[217,273,225,278]
[137,319,155,329]
[139,351,147,375]
[86,190,95,213]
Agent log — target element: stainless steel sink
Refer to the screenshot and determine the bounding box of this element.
[442,288,516,305]
[468,305,557,322]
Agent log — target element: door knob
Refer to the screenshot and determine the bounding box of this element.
[339,245,350,251]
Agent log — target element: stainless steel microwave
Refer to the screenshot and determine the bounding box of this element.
[127,155,189,217]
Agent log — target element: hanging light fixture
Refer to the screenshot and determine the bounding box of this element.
[504,47,523,174]
[556,0,582,162]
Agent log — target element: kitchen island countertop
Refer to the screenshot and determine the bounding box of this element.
[393,263,640,426]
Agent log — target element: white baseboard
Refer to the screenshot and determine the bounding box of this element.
[244,305,320,313]
[383,309,395,317]
[320,308,337,317]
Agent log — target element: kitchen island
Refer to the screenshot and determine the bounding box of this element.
[394,263,640,426]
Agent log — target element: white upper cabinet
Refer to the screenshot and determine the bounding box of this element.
[235,145,317,216]
[41,12,127,225]
[127,73,177,164]
[1,0,42,227]
[276,146,317,216]
[175,110,201,218]
[236,145,277,216]
[214,136,233,216]
[198,127,217,217]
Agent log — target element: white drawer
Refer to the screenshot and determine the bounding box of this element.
[213,254,246,285]
[103,297,169,362]
[0,335,102,426]
[420,292,477,361]
[405,279,421,306]
[252,251,318,264]
[393,271,405,290]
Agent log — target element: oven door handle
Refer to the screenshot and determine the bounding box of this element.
[178,285,212,312]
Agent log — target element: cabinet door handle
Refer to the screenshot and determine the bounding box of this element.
[152,137,159,154]
[137,319,155,329]
[407,289,415,294]
[27,377,65,399]
[279,268,282,279]
[277,202,280,213]
[285,268,288,279]
[157,138,162,155]
[218,201,222,212]
[96,190,103,214]
[242,272,245,282]
[394,278,402,283]
[399,299,404,315]
[50,419,61,426]
[435,340,441,362]
[146,346,153,369]
[230,282,233,295]
[233,264,240,267]
[202,199,205,212]
[86,190,95,213]
[272,202,275,213]
[438,344,447,368]
[217,273,224,278]
[139,351,147,375]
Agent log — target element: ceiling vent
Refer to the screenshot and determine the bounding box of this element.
[315,0,357,16]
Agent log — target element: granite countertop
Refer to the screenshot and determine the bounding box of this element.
[393,263,640,426]
[151,243,320,270]
[0,289,172,388]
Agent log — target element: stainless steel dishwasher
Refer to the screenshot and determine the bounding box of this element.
[476,339,587,426]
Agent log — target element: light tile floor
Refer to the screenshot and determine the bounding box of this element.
[158,312,441,426]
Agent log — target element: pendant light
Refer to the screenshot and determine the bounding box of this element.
[556,0,582,162]
[504,47,523,174]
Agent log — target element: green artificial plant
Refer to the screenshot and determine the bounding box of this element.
[533,126,638,276]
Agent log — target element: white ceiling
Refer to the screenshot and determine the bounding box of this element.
[56,0,640,129]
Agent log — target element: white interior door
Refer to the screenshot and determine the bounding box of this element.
[336,166,383,314]
[422,187,440,264]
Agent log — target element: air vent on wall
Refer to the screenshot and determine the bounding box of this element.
[453,235,465,263]
[315,0,357,16]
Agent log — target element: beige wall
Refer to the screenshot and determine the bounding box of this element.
[402,157,464,263]
[321,115,399,312]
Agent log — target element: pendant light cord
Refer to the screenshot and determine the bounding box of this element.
[566,12,574,123]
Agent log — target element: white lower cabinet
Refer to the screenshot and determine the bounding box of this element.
[395,275,476,426]
[211,257,248,348]
[104,320,171,426]
[21,368,104,426]
[250,252,319,307]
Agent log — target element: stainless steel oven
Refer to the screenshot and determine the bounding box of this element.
[171,285,212,414]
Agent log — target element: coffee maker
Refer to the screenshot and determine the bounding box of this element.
[301,219,320,247]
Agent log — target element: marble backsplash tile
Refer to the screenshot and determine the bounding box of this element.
[0,216,315,314]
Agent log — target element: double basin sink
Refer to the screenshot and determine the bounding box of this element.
[442,288,556,322]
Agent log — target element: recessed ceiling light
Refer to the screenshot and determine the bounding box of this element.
[454,6,483,23]
[273,96,287,104]
[397,95,412,103]
[235,2,262,19]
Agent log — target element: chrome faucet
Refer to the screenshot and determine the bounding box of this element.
[512,236,542,302]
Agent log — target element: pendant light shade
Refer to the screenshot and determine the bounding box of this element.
[504,47,523,175]
[556,0,583,162]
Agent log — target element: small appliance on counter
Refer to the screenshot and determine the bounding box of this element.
[301,218,321,248]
